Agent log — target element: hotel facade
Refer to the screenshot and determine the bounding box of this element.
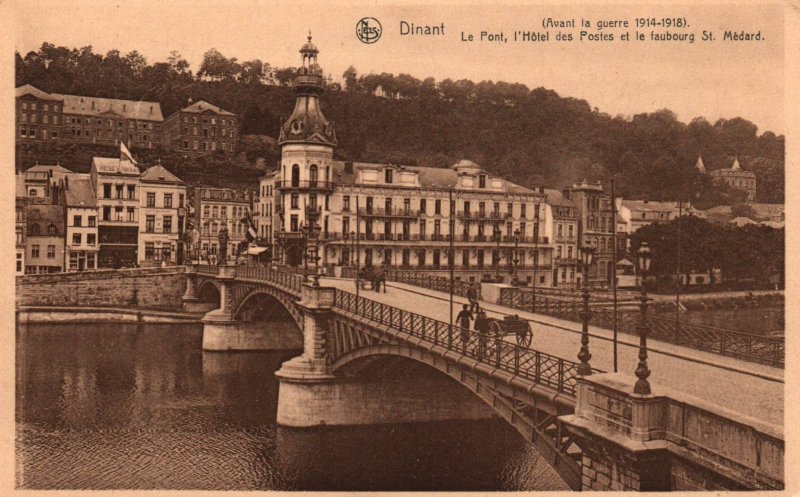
[259,37,555,285]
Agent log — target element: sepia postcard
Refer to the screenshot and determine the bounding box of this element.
[2,0,797,495]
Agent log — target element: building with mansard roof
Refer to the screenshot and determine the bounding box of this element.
[708,157,757,202]
[259,36,554,286]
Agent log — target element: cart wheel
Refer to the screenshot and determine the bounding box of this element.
[488,320,504,338]
[517,321,532,347]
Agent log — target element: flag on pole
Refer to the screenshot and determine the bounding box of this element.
[241,207,258,243]
[120,141,138,165]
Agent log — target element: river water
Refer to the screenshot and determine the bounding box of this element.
[657,307,784,335]
[16,322,567,491]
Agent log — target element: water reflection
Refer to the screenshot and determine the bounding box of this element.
[16,322,566,490]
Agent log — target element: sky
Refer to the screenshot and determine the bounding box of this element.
[11,1,785,134]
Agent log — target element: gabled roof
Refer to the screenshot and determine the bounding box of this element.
[141,165,183,184]
[26,164,72,174]
[54,94,163,121]
[15,84,63,101]
[180,99,236,116]
[64,174,97,208]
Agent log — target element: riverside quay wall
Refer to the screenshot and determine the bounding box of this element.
[16,267,186,311]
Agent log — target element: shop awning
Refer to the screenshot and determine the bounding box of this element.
[246,247,268,255]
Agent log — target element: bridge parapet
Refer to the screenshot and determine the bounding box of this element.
[561,373,783,491]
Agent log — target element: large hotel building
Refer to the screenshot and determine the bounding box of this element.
[260,36,562,286]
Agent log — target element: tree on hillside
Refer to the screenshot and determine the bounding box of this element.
[198,48,240,81]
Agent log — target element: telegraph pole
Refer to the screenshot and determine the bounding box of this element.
[611,178,619,373]
[449,189,455,328]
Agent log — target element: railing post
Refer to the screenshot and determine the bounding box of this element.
[448,324,453,349]
[494,336,501,367]
[514,346,520,375]
[558,360,565,392]
[535,351,541,382]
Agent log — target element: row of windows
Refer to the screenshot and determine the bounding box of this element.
[555,245,576,259]
[67,127,152,141]
[20,113,59,124]
[144,243,173,261]
[182,116,237,126]
[201,222,246,236]
[335,248,545,269]
[30,244,57,259]
[102,183,137,200]
[20,101,60,112]
[145,192,184,208]
[28,223,58,236]
[101,206,136,222]
[339,195,541,218]
[556,224,576,237]
[181,126,236,139]
[70,233,97,246]
[65,117,159,130]
[182,140,235,151]
[202,205,247,220]
[144,215,174,233]
[71,215,97,227]
[19,127,57,139]
[68,251,97,270]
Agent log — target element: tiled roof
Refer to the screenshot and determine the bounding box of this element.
[26,204,65,234]
[64,174,97,208]
[26,164,72,174]
[141,165,183,184]
[15,84,63,101]
[54,94,163,121]
[331,161,535,194]
[92,157,141,175]
[543,188,574,207]
[622,200,678,213]
[180,100,236,116]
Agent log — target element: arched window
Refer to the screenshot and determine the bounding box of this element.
[309,164,318,187]
[291,164,300,187]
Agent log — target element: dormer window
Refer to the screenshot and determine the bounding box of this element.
[479,174,487,188]
[48,224,56,235]
[385,169,393,184]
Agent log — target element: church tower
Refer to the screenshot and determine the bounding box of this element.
[276,34,337,266]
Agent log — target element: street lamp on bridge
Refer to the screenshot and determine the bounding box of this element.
[511,228,521,281]
[634,242,653,395]
[577,242,596,376]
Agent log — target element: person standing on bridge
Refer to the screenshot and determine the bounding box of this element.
[456,304,474,344]
[467,284,479,313]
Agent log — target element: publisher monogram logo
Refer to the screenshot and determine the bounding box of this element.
[356,17,382,44]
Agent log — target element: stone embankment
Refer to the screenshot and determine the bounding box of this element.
[16,267,187,311]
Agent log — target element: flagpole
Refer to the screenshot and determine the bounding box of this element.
[449,189,454,328]
[611,177,618,373]
[356,195,360,298]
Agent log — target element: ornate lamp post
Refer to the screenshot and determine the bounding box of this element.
[512,228,521,279]
[634,242,653,395]
[217,226,229,266]
[577,242,596,375]
[493,225,501,270]
[350,230,355,267]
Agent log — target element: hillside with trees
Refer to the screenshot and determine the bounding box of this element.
[16,43,784,205]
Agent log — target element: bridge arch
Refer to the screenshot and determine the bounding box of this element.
[197,279,221,305]
[233,287,303,331]
[331,343,581,489]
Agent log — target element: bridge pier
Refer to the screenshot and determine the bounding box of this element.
[275,282,493,427]
[560,373,783,491]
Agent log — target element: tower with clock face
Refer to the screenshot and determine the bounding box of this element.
[275,34,337,267]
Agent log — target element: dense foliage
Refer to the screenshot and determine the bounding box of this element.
[16,43,784,204]
[630,216,784,283]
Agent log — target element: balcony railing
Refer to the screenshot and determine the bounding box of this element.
[457,211,511,220]
[358,207,422,218]
[275,180,335,190]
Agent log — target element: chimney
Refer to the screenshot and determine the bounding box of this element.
[64,176,69,190]
[123,103,127,112]
[344,161,354,174]
[150,105,153,115]
[91,101,95,110]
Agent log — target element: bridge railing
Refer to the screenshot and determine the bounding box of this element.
[194,265,220,276]
[384,269,480,299]
[333,289,599,395]
[234,265,304,295]
[499,287,784,368]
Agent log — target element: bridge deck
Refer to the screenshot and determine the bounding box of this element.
[322,277,783,427]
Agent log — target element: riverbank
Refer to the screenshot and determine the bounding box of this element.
[650,293,784,312]
[16,306,205,324]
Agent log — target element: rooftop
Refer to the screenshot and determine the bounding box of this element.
[26,204,65,234]
[179,99,236,116]
[140,164,184,184]
[543,188,575,208]
[54,93,163,121]
[63,174,97,208]
[15,84,63,102]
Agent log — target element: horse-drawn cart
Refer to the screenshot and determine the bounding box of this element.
[474,312,532,348]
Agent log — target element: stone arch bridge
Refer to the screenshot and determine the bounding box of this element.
[182,264,783,492]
